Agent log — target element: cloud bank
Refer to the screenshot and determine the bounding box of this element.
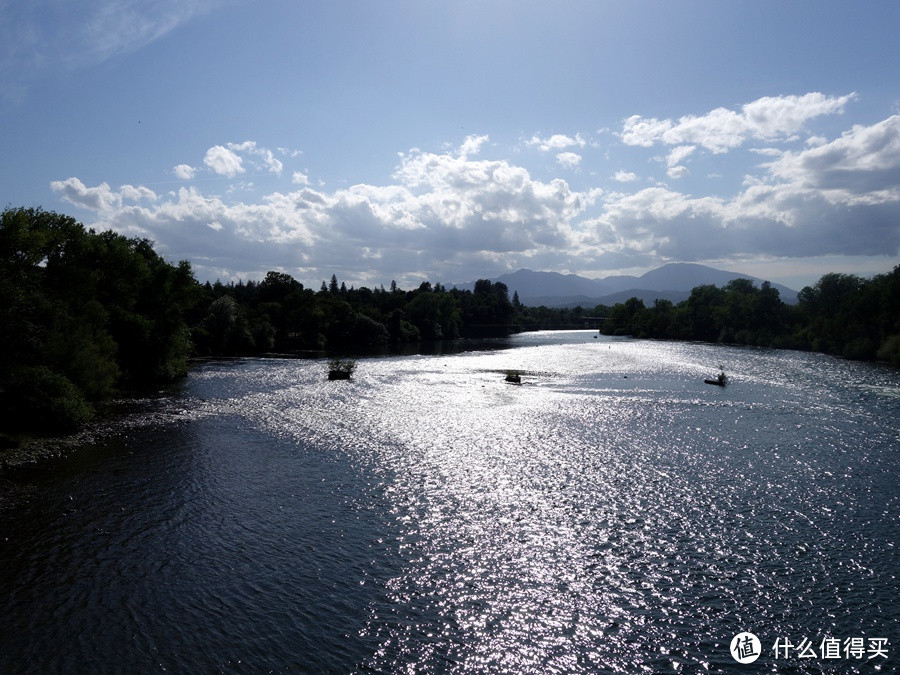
[620,92,857,152]
[50,94,900,286]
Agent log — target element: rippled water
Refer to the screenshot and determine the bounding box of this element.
[1,332,898,673]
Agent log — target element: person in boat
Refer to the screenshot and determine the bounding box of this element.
[704,371,728,386]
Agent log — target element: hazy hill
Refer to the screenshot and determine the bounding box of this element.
[456,263,799,306]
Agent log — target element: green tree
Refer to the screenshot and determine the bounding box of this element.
[683,284,726,342]
[0,207,198,430]
[604,297,647,336]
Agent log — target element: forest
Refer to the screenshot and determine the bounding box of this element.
[1,206,898,431]
[599,272,900,365]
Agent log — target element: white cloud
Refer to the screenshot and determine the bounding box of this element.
[613,170,639,183]
[50,177,122,212]
[667,165,690,179]
[458,134,490,157]
[556,152,582,169]
[204,145,245,178]
[227,140,283,175]
[527,133,586,152]
[742,93,856,139]
[50,143,603,284]
[621,92,856,153]
[618,117,673,148]
[119,184,157,202]
[173,164,197,180]
[226,141,256,153]
[667,145,696,167]
[261,150,283,175]
[49,115,900,286]
[585,117,900,262]
[226,181,255,194]
[765,115,900,204]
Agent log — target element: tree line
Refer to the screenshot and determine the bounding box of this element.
[1,207,897,431]
[599,273,900,365]
[0,208,524,430]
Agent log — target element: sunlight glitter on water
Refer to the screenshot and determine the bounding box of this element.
[5,332,894,673]
[189,332,897,672]
[197,333,896,671]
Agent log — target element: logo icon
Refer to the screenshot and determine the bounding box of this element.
[731,632,761,664]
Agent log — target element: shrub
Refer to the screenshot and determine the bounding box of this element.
[876,335,900,366]
[843,337,876,361]
[327,358,356,380]
[1,366,94,431]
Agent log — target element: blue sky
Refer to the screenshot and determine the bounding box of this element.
[2,0,899,290]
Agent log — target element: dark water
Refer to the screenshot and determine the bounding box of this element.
[1,332,898,673]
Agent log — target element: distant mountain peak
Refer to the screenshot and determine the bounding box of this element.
[456,263,798,307]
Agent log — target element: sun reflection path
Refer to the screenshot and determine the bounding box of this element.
[197,334,899,673]
[340,346,731,672]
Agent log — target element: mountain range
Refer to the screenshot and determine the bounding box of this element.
[456,263,799,307]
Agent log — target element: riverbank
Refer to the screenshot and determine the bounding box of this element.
[0,396,192,471]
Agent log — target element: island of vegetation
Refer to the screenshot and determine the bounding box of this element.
[1,206,898,433]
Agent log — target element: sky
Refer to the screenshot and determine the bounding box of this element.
[2,0,899,291]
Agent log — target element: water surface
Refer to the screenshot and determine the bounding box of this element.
[2,332,898,672]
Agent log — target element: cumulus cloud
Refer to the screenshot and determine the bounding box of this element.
[585,116,900,262]
[588,182,889,264]
[527,133,586,152]
[664,145,695,179]
[765,114,900,203]
[227,140,283,175]
[51,142,602,284]
[621,92,856,153]
[173,164,197,180]
[556,152,582,169]
[50,177,122,212]
[613,170,639,183]
[49,114,900,285]
[119,184,157,202]
[198,141,288,179]
[458,134,490,157]
[204,145,244,177]
[667,145,696,167]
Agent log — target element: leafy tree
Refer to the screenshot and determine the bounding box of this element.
[462,280,514,336]
[0,207,198,430]
[605,297,648,336]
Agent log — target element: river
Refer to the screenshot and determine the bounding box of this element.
[1,332,898,673]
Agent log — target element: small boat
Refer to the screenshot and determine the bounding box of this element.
[704,371,728,386]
